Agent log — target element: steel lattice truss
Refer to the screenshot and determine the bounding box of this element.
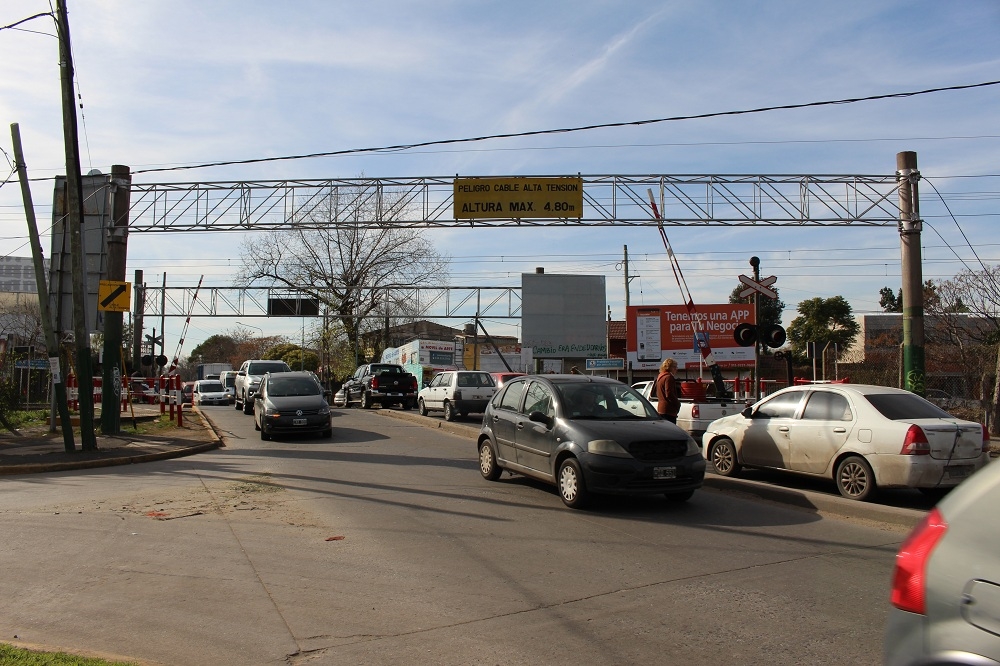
[144,286,522,319]
[128,174,902,232]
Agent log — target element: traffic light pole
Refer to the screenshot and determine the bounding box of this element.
[750,256,762,401]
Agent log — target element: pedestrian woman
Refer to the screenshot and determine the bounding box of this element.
[655,358,681,423]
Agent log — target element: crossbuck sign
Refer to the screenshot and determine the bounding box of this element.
[738,275,778,300]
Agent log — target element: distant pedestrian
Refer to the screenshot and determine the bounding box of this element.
[655,358,680,423]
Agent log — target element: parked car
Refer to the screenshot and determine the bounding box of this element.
[181,382,194,404]
[193,379,229,406]
[477,374,705,508]
[702,384,990,501]
[418,370,496,421]
[218,370,238,403]
[253,371,332,440]
[234,359,293,414]
[884,457,1000,665]
[491,372,526,390]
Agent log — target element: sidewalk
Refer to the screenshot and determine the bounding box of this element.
[0,404,223,474]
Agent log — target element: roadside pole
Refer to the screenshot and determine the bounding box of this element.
[10,123,76,452]
[897,151,925,395]
[100,165,131,435]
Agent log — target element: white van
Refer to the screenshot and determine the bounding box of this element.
[219,370,238,403]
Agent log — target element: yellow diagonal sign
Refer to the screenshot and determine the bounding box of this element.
[98,280,131,312]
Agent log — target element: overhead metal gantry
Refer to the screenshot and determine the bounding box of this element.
[127,174,903,232]
[141,285,522,320]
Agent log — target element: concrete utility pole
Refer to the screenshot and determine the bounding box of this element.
[10,123,76,452]
[101,165,131,435]
[897,151,925,395]
[56,0,97,449]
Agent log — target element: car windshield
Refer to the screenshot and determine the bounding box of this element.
[267,377,321,397]
[199,381,224,392]
[248,362,289,375]
[864,393,953,420]
[556,382,658,420]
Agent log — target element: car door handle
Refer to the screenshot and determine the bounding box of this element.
[833,427,847,433]
[516,422,525,430]
[778,426,789,432]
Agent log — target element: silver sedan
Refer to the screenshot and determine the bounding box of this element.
[701,384,989,500]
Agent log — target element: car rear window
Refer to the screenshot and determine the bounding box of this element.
[248,361,291,375]
[199,381,224,392]
[371,364,403,375]
[864,393,952,420]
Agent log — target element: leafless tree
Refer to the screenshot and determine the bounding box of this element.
[235,181,449,365]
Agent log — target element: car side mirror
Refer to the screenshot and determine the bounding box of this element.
[528,411,553,427]
[741,406,753,418]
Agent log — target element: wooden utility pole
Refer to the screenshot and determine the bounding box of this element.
[100,165,131,434]
[56,0,96,449]
[10,123,76,452]
[897,151,925,395]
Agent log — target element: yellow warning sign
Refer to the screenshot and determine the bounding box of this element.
[454,176,583,219]
[98,280,131,312]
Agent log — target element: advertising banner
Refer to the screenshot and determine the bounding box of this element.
[626,304,756,371]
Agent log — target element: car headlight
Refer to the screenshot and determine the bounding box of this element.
[686,436,701,456]
[319,405,330,416]
[587,439,633,458]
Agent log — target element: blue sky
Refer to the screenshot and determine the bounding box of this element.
[2,0,999,353]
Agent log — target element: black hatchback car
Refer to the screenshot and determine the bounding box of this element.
[253,371,332,440]
[477,375,705,508]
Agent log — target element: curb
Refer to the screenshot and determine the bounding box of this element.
[374,407,926,529]
[0,408,224,475]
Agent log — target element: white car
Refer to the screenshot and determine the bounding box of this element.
[193,379,230,406]
[417,370,496,421]
[701,383,990,501]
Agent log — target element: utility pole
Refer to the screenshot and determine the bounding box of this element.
[56,0,97,450]
[101,165,131,435]
[132,269,144,373]
[750,256,762,401]
[10,123,76,452]
[897,151,925,395]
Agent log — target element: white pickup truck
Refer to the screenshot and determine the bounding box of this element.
[632,380,748,440]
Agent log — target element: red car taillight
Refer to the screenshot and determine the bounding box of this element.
[371,376,380,390]
[411,377,418,391]
[691,404,700,419]
[982,423,991,454]
[890,508,947,614]
[900,425,930,455]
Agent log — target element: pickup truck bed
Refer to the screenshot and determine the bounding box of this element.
[633,380,747,439]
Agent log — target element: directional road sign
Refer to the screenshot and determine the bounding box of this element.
[98,280,131,312]
[738,274,778,300]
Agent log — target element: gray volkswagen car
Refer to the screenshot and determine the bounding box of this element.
[477,374,705,508]
[884,457,1000,665]
[253,371,332,440]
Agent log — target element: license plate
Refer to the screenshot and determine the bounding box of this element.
[653,466,677,480]
[293,418,307,426]
[945,465,973,479]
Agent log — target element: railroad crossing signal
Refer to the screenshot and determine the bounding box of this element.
[738,274,778,300]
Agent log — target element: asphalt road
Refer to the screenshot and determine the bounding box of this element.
[0,404,913,665]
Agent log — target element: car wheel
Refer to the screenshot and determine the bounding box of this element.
[254,415,260,431]
[835,455,876,501]
[361,391,372,409]
[558,458,589,509]
[234,395,241,410]
[664,490,695,502]
[402,400,413,411]
[443,401,456,422]
[710,438,742,477]
[242,397,253,415]
[479,440,502,481]
[418,399,428,416]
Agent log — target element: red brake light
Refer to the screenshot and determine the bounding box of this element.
[900,425,930,455]
[371,376,380,389]
[691,404,700,419]
[890,508,947,614]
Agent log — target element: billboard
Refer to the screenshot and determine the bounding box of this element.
[626,304,756,371]
[521,273,607,359]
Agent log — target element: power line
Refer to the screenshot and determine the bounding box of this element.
[127,79,1000,176]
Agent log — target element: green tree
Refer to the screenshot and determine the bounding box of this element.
[879,287,902,312]
[786,296,860,359]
